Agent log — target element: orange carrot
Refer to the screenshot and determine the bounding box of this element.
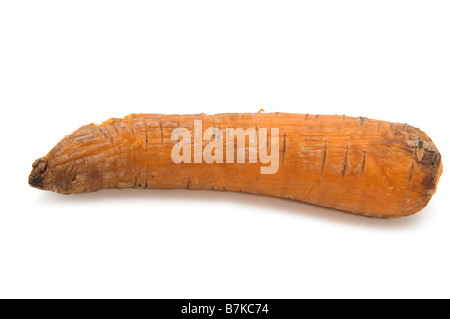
[29,113,442,218]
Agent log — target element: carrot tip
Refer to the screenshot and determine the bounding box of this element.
[29,157,48,190]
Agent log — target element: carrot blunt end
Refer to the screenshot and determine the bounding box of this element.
[29,157,48,190]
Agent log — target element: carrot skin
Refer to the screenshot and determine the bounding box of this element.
[29,113,442,218]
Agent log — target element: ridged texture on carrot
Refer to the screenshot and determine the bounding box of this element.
[29,113,442,218]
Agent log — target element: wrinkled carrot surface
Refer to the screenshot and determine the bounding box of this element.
[29,113,442,218]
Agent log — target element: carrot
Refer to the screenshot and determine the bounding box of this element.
[29,113,442,218]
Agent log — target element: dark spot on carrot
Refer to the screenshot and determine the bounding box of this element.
[357,116,366,126]
[29,158,47,189]
[89,170,101,180]
[29,174,43,189]
[55,171,75,193]
[421,168,438,189]
[420,149,440,166]
[418,138,423,149]
[86,169,102,191]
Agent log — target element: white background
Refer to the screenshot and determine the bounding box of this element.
[0,1,449,299]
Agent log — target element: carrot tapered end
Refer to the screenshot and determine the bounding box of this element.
[29,157,48,190]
